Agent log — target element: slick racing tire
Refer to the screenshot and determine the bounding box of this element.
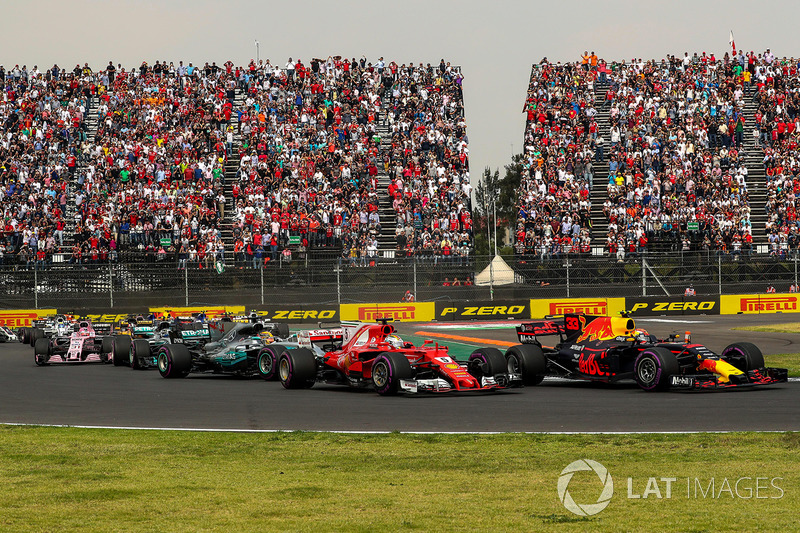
[112,336,131,367]
[131,340,151,370]
[371,352,413,396]
[721,342,764,371]
[157,344,192,378]
[278,348,316,389]
[20,327,29,344]
[101,337,115,363]
[29,328,43,347]
[34,338,50,366]
[468,348,507,381]
[272,323,290,340]
[257,345,287,381]
[634,347,679,391]
[505,344,546,386]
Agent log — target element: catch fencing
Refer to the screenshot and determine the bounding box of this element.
[1,252,798,311]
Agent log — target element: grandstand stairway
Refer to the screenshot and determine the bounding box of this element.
[589,80,611,245]
[741,87,767,248]
[219,89,246,255]
[63,95,100,251]
[375,117,397,257]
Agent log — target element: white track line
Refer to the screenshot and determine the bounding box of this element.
[0,422,796,435]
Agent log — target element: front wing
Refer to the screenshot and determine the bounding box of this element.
[668,367,788,390]
[398,373,523,394]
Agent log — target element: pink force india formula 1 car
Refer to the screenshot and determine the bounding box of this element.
[34,320,114,365]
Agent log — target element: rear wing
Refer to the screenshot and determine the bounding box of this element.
[92,322,114,335]
[297,328,344,350]
[516,321,565,344]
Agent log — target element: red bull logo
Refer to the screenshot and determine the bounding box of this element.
[550,301,608,315]
[577,316,635,343]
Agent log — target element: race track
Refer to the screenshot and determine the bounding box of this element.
[1,315,798,432]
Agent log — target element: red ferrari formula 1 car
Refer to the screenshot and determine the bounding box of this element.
[508,313,788,391]
[275,320,525,395]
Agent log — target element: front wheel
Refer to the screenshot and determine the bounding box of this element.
[157,344,192,378]
[278,348,317,389]
[634,348,679,391]
[257,346,287,380]
[371,352,413,395]
[721,342,764,371]
[468,348,507,381]
[34,338,50,366]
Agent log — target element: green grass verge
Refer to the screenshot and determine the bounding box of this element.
[734,323,800,334]
[0,427,798,532]
[764,354,800,377]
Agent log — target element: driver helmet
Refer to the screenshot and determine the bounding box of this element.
[386,334,404,348]
[258,331,275,344]
[634,328,651,343]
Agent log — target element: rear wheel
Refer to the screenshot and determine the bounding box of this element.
[20,327,29,344]
[272,323,290,339]
[468,348,507,381]
[257,346,287,380]
[157,344,192,378]
[29,328,43,347]
[634,348,679,391]
[721,342,764,371]
[112,336,131,367]
[34,338,50,366]
[131,340,151,370]
[371,352,413,395]
[101,337,114,363]
[505,344,546,386]
[278,348,317,389]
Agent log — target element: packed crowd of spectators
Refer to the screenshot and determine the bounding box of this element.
[383,60,473,263]
[514,59,597,257]
[0,64,92,268]
[514,51,794,259]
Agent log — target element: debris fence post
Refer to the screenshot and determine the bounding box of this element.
[184,267,189,306]
[335,266,341,305]
[642,256,646,297]
[565,260,570,298]
[718,254,722,296]
[109,263,114,308]
[260,265,264,305]
[34,267,38,309]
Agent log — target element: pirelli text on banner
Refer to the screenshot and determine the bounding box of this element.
[720,294,800,314]
[529,298,625,319]
[0,309,57,328]
[339,303,435,322]
[436,301,529,321]
[625,297,720,316]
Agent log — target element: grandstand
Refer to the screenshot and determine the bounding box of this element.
[0,58,472,269]
[515,51,791,257]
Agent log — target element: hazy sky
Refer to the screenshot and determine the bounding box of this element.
[1,0,792,181]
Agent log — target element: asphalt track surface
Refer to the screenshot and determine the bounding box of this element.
[1,314,799,432]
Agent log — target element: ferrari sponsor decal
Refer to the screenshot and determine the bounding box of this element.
[340,303,435,322]
[0,309,57,328]
[436,301,528,321]
[530,298,625,319]
[720,294,800,314]
[626,297,720,316]
[149,306,245,319]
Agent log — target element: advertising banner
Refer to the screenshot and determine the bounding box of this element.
[720,294,800,314]
[339,303,435,322]
[530,298,626,319]
[625,296,720,316]
[149,306,246,319]
[252,306,339,323]
[435,301,529,321]
[0,309,57,328]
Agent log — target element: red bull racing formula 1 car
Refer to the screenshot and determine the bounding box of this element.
[508,313,788,391]
[274,319,526,395]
